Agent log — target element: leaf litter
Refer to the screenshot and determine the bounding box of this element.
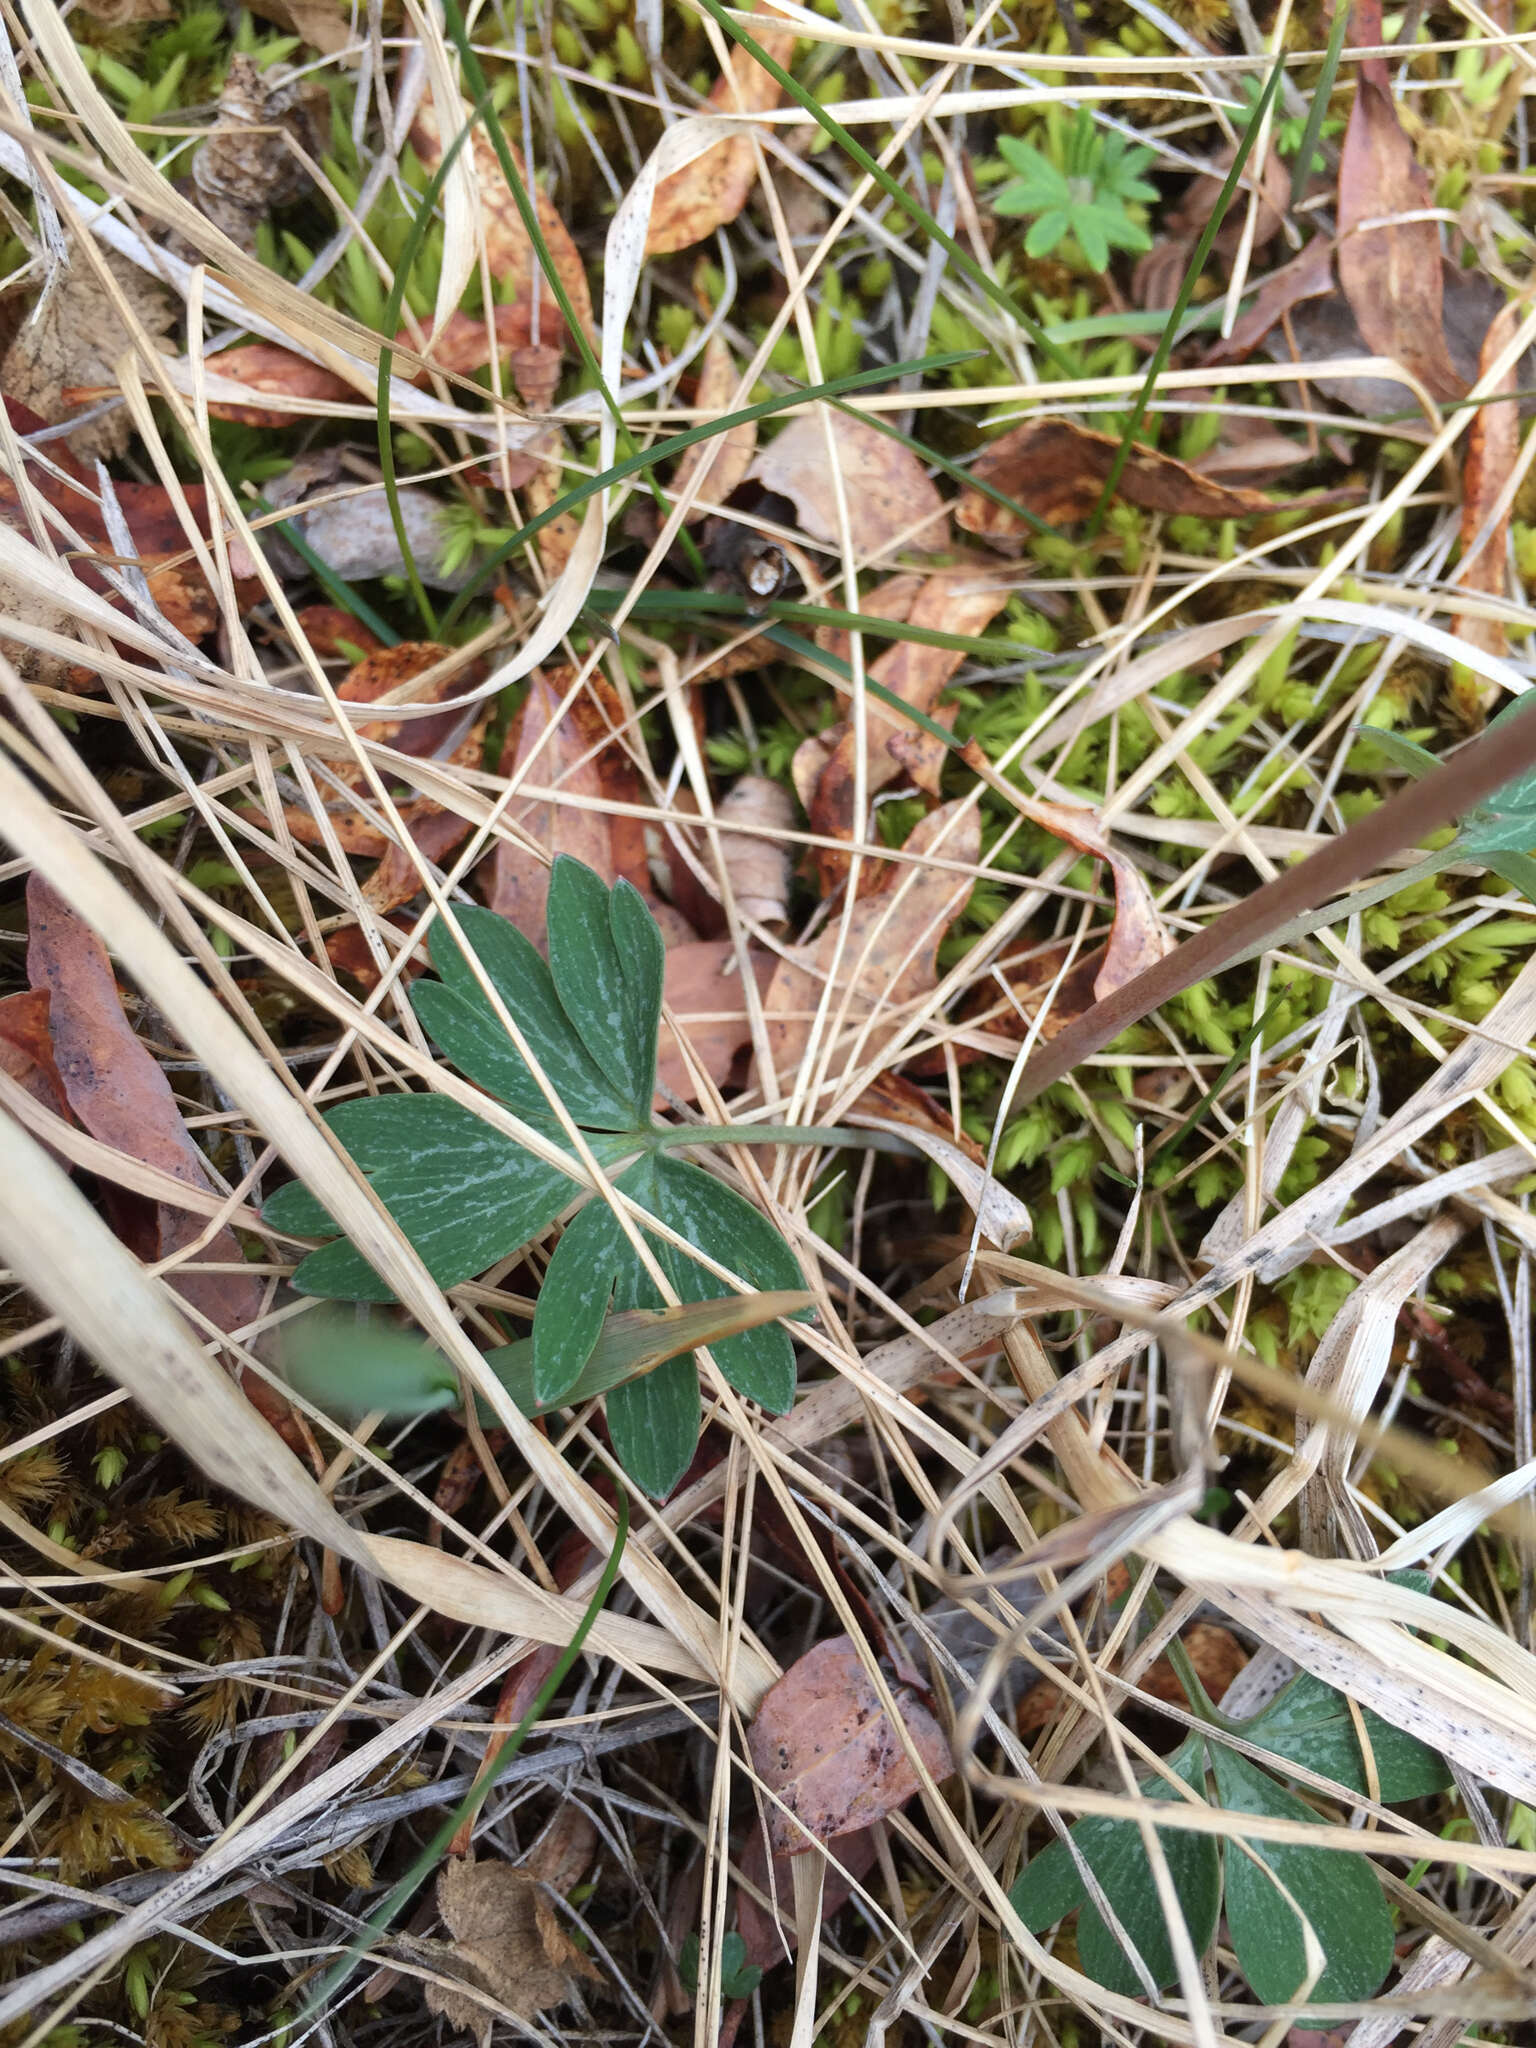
[8,8,1536,2047]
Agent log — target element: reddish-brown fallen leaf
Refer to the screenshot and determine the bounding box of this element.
[1452,299,1521,687]
[289,606,384,662]
[748,410,948,561]
[1011,792,1172,999]
[806,576,1009,890]
[1336,0,1466,406]
[761,801,980,1090]
[736,1821,878,1971]
[1016,1623,1247,1734]
[747,1633,953,1856]
[656,938,776,1105]
[671,334,758,519]
[520,429,582,577]
[487,666,653,945]
[956,418,1271,539]
[0,988,73,1129]
[645,10,797,256]
[25,877,265,1343]
[1204,237,1337,368]
[410,102,593,354]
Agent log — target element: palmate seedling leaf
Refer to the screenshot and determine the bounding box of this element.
[1211,1746,1394,2005]
[1008,1736,1219,1996]
[262,1096,598,1301]
[546,858,663,1121]
[1238,1669,1451,1803]
[418,904,636,1129]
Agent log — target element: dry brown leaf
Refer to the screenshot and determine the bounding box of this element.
[487,666,652,945]
[243,0,352,52]
[72,0,169,17]
[1204,237,1336,368]
[736,1821,877,1971]
[814,571,924,667]
[956,417,1271,539]
[410,102,594,354]
[1013,793,1172,998]
[748,411,948,561]
[747,1633,953,1855]
[645,11,797,256]
[806,576,1009,890]
[671,334,757,519]
[520,428,581,578]
[186,56,325,254]
[1015,1623,1247,1734]
[25,876,264,1341]
[762,800,980,1086]
[656,938,775,1104]
[428,1855,601,2044]
[0,989,73,1136]
[1452,298,1522,686]
[1336,3,1466,406]
[714,774,795,926]
[2,250,174,461]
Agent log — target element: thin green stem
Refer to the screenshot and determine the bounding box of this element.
[1088,51,1287,534]
[298,1493,630,2021]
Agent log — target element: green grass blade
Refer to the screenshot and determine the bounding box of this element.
[1290,0,1353,208]
[437,348,980,627]
[1088,51,1287,533]
[690,0,1078,379]
[297,1492,629,2021]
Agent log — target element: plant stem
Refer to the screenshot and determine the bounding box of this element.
[647,1123,923,1159]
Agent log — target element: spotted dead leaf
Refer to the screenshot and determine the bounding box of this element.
[487,665,653,945]
[762,801,979,1089]
[411,101,594,353]
[25,877,265,1343]
[748,1634,953,1856]
[956,418,1271,540]
[749,411,948,561]
[2,249,174,461]
[1012,790,1172,998]
[806,576,1009,890]
[1336,0,1466,406]
[1452,299,1522,693]
[671,334,758,520]
[186,56,325,253]
[645,9,797,256]
[427,1854,601,2044]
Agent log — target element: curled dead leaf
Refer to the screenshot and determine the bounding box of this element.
[714,774,795,927]
[1452,299,1522,688]
[427,1854,601,2044]
[410,102,593,354]
[1336,9,1466,406]
[748,410,948,561]
[747,1633,953,1856]
[644,11,797,256]
[1012,790,1173,998]
[2,249,174,462]
[186,56,325,255]
[957,418,1271,539]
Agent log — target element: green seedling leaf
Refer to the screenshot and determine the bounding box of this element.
[1212,1745,1394,2005]
[282,1290,812,1426]
[1357,726,1441,779]
[1239,1669,1451,1803]
[547,858,659,1121]
[1009,1736,1219,1996]
[262,1096,594,1301]
[419,905,635,1129]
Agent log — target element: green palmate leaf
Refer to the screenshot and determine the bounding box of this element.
[420,905,635,1129]
[533,1194,625,1406]
[1009,1736,1219,1996]
[262,1096,591,1301]
[1211,1746,1395,2005]
[1239,1670,1451,1803]
[547,858,661,1121]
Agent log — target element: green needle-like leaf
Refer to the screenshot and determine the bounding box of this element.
[1213,1746,1395,2005]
